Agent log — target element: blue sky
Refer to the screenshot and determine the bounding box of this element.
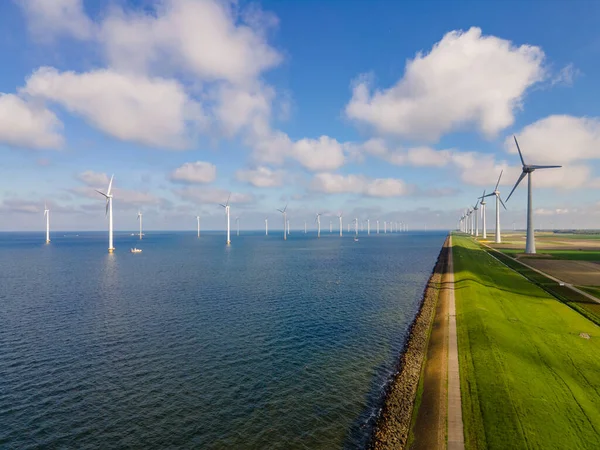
[1,0,600,231]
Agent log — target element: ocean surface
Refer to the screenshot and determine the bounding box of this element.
[0,230,446,449]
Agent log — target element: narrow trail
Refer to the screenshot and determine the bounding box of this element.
[447,237,465,450]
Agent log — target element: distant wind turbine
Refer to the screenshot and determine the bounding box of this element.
[478,191,487,239]
[329,220,332,233]
[384,221,387,234]
[196,215,200,237]
[236,216,240,236]
[277,204,288,241]
[219,193,231,245]
[367,219,370,235]
[338,212,343,237]
[137,211,143,239]
[354,217,358,236]
[96,174,115,253]
[43,203,50,243]
[376,220,380,234]
[265,217,268,236]
[316,213,321,238]
[482,171,507,243]
[473,201,479,237]
[304,220,307,234]
[506,136,562,254]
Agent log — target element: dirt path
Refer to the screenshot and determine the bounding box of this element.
[409,238,450,450]
[446,237,465,450]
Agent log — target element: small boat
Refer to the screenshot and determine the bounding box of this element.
[354,237,359,242]
[130,248,143,253]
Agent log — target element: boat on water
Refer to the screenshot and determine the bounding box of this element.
[130,248,142,253]
[354,237,359,242]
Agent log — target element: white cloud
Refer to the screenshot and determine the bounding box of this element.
[346,27,545,141]
[292,136,346,171]
[77,170,110,187]
[22,67,204,148]
[551,63,580,87]
[506,115,600,164]
[18,0,93,41]
[235,166,285,187]
[175,186,255,204]
[310,173,410,197]
[170,161,217,184]
[0,93,63,149]
[99,0,281,83]
[215,83,273,136]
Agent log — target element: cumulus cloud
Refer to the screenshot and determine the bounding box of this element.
[77,170,110,187]
[346,27,545,141]
[74,171,162,206]
[99,0,281,83]
[292,136,346,171]
[22,67,205,148]
[235,166,285,187]
[170,161,217,184]
[18,0,93,41]
[0,93,63,149]
[175,186,255,204]
[310,173,411,197]
[506,115,600,164]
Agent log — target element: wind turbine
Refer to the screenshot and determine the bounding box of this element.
[236,216,240,236]
[384,221,387,233]
[478,192,487,239]
[196,215,200,237]
[219,194,231,245]
[354,217,358,236]
[316,213,321,238]
[304,220,307,234]
[473,201,479,237]
[96,175,115,253]
[329,220,332,233]
[277,204,288,241]
[265,217,268,236]
[338,212,343,237]
[506,136,562,254]
[376,220,380,234]
[44,203,50,243]
[137,210,143,239]
[367,219,370,235]
[481,171,507,243]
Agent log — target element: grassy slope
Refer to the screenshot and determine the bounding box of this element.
[454,236,600,450]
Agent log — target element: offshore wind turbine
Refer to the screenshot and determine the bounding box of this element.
[44,203,50,243]
[338,212,343,237]
[277,204,288,241]
[316,213,321,238]
[367,219,370,235]
[236,216,240,236]
[265,217,268,236]
[376,220,380,234]
[196,215,200,237]
[96,174,115,253]
[329,220,332,233]
[304,220,307,234]
[219,193,231,245]
[482,171,507,243]
[384,221,387,233]
[506,136,562,254]
[137,210,143,239]
[354,217,358,236]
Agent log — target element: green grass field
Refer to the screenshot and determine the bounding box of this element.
[453,235,600,450]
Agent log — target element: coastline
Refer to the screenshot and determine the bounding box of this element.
[369,235,450,449]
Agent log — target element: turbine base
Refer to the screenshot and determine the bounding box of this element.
[108,248,115,253]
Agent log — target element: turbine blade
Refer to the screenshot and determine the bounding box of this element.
[226,193,231,206]
[105,199,109,217]
[506,170,527,202]
[528,165,562,169]
[283,203,288,213]
[513,136,526,167]
[96,189,108,198]
[494,170,503,191]
[499,196,508,210]
[219,203,226,208]
[107,174,114,196]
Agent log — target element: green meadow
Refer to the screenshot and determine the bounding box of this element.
[453,235,600,450]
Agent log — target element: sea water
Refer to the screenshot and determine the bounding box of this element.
[0,230,446,449]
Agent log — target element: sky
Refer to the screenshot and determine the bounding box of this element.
[2,0,600,232]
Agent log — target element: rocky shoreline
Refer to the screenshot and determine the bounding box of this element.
[368,236,450,449]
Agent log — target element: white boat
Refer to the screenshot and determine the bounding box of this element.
[130,248,142,253]
[354,237,359,242]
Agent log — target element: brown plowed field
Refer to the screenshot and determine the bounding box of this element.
[523,259,600,286]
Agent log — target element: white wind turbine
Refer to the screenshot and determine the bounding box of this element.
[96,174,115,253]
[196,215,200,237]
[367,219,370,235]
[354,217,358,236]
[506,136,562,254]
[384,221,387,233]
[277,204,288,241]
[481,171,507,244]
[329,220,332,233]
[219,194,231,245]
[376,220,380,234]
[338,212,343,237]
[316,213,321,238]
[236,216,240,236]
[137,211,143,239]
[304,220,307,234]
[478,191,487,239]
[44,203,50,243]
[473,201,479,237]
[265,217,268,236]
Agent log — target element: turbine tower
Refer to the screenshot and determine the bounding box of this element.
[219,194,231,245]
[236,217,240,236]
[478,191,487,239]
[196,215,200,237]
[376,220,380,234]
[316,213,321,238]
[338,213,343,237]
[137,211,143,239]
[304,220,307,234]
[473,201,479,237]
[329,220,332,233]
[354,217,358,236]
[367,219,370,235]
[506,136,562,254]
[482,171,507,244]
[44,204,50,243]
[277,204,288,241]
[96,175,115,253]
[384,221,387,233]
[265,217,268,236]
